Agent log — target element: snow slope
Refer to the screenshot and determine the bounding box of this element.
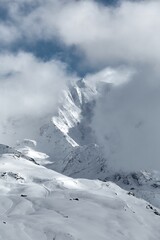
[0,145,160,240]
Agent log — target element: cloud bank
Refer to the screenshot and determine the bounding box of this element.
[1,0,160,68]
[92,67,160,172]
[0,52,72,118]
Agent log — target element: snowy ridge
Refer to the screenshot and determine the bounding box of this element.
[0,147,160,239]
[52,78,98,144]
[0,144,38,165]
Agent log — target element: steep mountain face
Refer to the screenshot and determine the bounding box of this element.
[34,78,108,178]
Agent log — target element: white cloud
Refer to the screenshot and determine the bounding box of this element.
[1,0,160,68]
[53,0,160,67]
[0,51,78,145]
[86,66,135,86]
[92,67,160,172]
[0,51,76,144]
[0,23,19,45]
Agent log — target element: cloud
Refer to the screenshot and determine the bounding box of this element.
[53,0,160,68]
[1,0,160,68]
[86,66,135,86]
[0,23,19,45]
[0,51,70,117]
[91,67,160,172]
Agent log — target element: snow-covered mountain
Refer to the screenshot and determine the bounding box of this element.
[2,74,160,203]
[13,77,108,178]
[0,76,108,179]
[1,72,160,239]
[37,78,109,176]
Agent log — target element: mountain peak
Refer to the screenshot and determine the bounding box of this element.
[76,78,86,88]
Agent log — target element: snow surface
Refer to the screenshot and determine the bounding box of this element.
[0,146,160,240]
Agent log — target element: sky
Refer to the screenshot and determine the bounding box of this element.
[1,0,160,171]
